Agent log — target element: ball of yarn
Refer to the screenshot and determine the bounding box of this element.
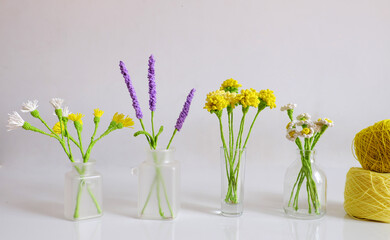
[353,120,390,173]
[344,167,390,223]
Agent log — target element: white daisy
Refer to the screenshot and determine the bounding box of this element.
[296,119,314,127]
[286,128,299,141]
[50,98,64,110]
[286,121,297,129]
[299,127,315,138]
[280,103,297,111]
[7,112,25,131]
[296,113,311,121]
[62,106,71,117]
[21,100,39,113]
[317,118,334,127]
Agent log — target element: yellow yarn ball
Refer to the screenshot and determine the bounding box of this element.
[344,167,390,223]
[353,120,390,173]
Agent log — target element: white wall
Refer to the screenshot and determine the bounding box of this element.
[1,0,390,170]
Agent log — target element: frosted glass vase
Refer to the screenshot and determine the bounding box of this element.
[64,160,103,220]
[133,148,180,220]
[221,147,246,217]
[283,150,327,219]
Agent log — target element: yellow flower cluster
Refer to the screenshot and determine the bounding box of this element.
[112,112,134,128]
[237,88,260,109]
[53,122,64,135]
[68,113,85,124]
[93,108,104,118]
[220,78,242,92]
[224,92,239,109]
[204,90,229,112]
[258,89,276,109]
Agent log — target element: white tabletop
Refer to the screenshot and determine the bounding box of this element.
[1,162,389,240]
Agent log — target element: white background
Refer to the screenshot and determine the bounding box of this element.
[1,0,390,239]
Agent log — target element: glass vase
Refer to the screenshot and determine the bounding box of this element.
[221,147,246,217]
[64,160,103,221]
[132,148,180,220]
[283,149,327,219]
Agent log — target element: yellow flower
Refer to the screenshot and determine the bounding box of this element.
[223,92,239,109]
[301,128,311,135]
[122,116,134,128]
[220,78,242,92]
[204,90,229,112]
[68,113,85,124]
[112,112,125,124]
[53,122,64,134]
[258,89,276,109]
[237,88,260,108]
[93,108,104,118]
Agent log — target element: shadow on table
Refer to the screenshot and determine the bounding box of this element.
[245,191,285,217]
[105,196,138,218]
[181,192,220,216]
[8,199,63,219]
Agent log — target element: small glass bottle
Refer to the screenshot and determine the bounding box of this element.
[221,147,246,217]
[133,148,180,220]
[283,149,327,219]
[64,160,103,220]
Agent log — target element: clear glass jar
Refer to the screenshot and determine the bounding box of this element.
[283,149,327,219]
[64,160,103,221]
[221,147,246,217]
[132,148,179,220]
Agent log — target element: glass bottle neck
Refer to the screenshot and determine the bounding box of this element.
[297,149,316,163]
[71,160,96,175]
[146,148,176,164]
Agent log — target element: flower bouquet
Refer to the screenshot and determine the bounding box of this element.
[7,99,133,220]
[119,55,195,219]
[281,103,334,218]
[204,79,276,216]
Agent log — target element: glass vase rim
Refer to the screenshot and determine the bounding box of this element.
[147,147,176,153]
[71,159,96,167]
[296,149,317,153]
[220,146,246,151]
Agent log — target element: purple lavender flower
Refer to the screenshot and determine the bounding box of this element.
[175,88,196,131]
[148,55,156,111]
[119,61,143,119]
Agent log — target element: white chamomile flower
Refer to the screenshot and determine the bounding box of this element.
[50,98,64,110]
[317,118,335,127]
[280,103,297,111]
[286,121,297,129]
[296,113,311,121]
[299,127,314,138]
[286,128,299,141]
[7,112,25,131]
[296,119,314,127]
[62,106,71,117]
[21,100,39,113]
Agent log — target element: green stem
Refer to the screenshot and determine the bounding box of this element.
[141,176,157,215]
[37,116,60,138]
[139,119,153,148]
[86,184,102,214]
[159,169,174,218]
[151,111,155,138]
[242,108,263,150]
[73,179,84,219]
[166,129,177,150]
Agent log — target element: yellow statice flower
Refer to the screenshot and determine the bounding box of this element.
[93,108,104,118]
[237,88,260,108]
[258,89,276,109]
[112,112,125,124]
[224,91,239,109]
[122,116,135,128]
[204,90,229,112]
[220,78,242,92]
[53,122,64,134]
[68,113,85,124]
